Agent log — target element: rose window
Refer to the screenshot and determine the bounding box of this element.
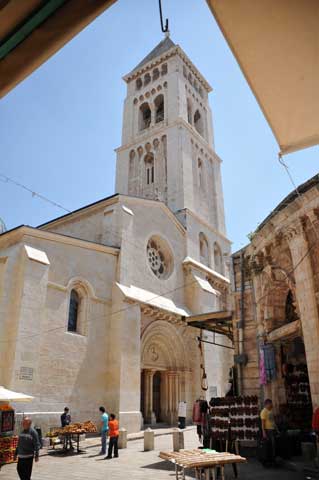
[146,237,173,279]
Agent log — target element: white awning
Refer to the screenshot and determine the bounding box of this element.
[0,386,34,402]
[207,0,319,155]
[116,283,190,317]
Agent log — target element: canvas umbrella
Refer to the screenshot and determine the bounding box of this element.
[0,386,34,402]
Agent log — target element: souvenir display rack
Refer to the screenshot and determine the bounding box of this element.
[209,396,259,441]
[284,363,312,429]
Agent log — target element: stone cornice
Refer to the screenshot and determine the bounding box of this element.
[281,218,305,243]
[183,256,230,292]
[116,117,220,162]
[123,45,212,92]
[39,195,120,230]
[0,226,119,256]
[36,193,185,237]
[251,204,319,251]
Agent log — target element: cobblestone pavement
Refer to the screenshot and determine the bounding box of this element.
[1,428,303,480]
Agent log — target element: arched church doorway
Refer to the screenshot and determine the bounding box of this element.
[140,320,191,426]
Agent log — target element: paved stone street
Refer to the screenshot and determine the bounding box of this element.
[1,429,303,480]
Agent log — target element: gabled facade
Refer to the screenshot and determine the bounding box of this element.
[0,36,232,433]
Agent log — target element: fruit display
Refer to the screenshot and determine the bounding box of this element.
[0,436,18,465]
[47,420,97,437]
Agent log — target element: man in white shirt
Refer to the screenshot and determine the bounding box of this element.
[178,401,187,429]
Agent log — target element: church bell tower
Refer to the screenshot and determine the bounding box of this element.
[115,34,227,236]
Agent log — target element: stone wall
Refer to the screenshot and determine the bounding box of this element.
[231,176,319,407]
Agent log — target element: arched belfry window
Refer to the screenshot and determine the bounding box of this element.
[194,109,204,136]
[154,94,164,123]
[139,102,151,131]
[68,289,79,332]
[214,242,223,275]
[145,153,154,185]
[198,159,204,189]
[199,233,209,267]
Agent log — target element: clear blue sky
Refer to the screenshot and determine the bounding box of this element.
[1,0,318,251]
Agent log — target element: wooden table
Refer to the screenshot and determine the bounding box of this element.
[159,449,246,480]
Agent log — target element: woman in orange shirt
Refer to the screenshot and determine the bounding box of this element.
[105,414,119,459]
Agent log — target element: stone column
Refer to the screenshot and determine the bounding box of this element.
[167,371,179,424]
[144,370,155,424]
[161,371,169,423]
[285,221,319,405]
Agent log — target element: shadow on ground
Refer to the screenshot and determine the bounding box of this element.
[141,458,303,479]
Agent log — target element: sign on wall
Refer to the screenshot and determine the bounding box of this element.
[19,366,34,381]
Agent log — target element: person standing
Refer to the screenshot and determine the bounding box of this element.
[61,406,73,450]
[99,406,109,455]
[105,414,119,459]
[260,398,277,464]
[178,401,187,429]
[60,406,71,427]
[14,417,40,480]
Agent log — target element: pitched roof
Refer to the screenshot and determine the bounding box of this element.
[130,35,176,73]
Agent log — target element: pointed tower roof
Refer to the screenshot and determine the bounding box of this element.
[123,35,212,92]
[131,35,176,73]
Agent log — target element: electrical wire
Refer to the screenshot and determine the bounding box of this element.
[0,174,71,214]
[0,175,216,346]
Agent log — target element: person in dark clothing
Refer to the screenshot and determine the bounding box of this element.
[61,406,73,450]
[14,417,40,480]
[61,407,71,427]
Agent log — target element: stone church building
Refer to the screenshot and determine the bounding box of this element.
[0,36,232,432]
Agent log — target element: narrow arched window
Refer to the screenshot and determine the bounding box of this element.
[198,159,204,190]
[187,98,192,124]
[145,153,154,185]
[161,63,168,75]
[194,109,203,136]
[153,68,160,81]
[68,290,79,332]
[154,94,164,123]
[214,242,223,275]
[144,73,151,86]
[199,233,209,267]
[139,103,151,130]
[136,78,142,90]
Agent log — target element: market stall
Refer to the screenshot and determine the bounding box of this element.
[47,421,97,454]
[0,386,33,467]
[159,449,246,480]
